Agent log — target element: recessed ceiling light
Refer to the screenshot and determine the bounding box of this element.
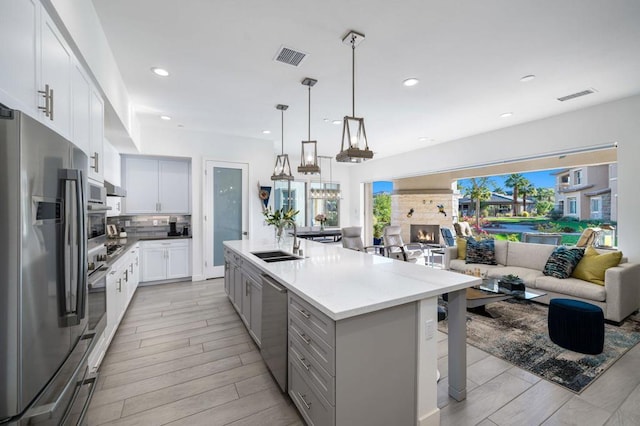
[262,130,271,134]
[520,74,536,82]
[332,120,341,125]
[500,112,513,118]
[403,78,420,87]
[160,115,171,120]
[151,67,170,77]
[418,137,428,142]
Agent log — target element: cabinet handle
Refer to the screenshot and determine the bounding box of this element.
[293,306,310,319]
[37,84,50,117]
[124,270,128,283]
[158,202,162,212]
[118,202,121,210]
[135,256,138,266]
[297,392,311,410]
[90,152,99,172]
[130,263,133,273]
[297,354,310,371]
[245,281,250,296]
[49,87,54,120]
[117,278,122,292]
[293,328,311,345]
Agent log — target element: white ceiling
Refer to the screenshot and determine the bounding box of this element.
[92,0,640,160]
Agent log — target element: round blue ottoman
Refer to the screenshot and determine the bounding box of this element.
[548,298,604,355]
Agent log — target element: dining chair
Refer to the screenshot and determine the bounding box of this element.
[341,226,376,253]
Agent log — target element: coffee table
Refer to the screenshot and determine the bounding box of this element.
[465,278,545,317]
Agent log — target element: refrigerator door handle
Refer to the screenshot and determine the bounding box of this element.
[58,169,87,327]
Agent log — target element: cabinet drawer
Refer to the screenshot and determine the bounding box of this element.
[289,317,335,375]
[141,239,189,248]
[289,337,335,405]
[289,293,335,348]
[289,359,335,426]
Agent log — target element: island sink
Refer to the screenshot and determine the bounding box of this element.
[251,250,303,263]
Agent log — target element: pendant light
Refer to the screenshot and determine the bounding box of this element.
[310,156,341,199]
[298,78,321,174]
[271,104,294,181]
[336,30,374,163]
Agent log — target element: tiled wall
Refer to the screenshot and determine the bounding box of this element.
[108,215,191,238]
[391,192,459,245]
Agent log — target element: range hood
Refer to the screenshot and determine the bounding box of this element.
[104,180,126,197]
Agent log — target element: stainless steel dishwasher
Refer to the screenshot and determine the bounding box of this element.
[260,274,288,392]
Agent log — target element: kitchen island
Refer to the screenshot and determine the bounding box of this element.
[224,238,479,426]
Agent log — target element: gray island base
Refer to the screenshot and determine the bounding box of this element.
[224,238,479,425]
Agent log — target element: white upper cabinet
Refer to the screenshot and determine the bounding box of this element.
[71,63,91,155]
[123,156,191,214]
[88,88,104,182]
[158,160,191,214]
[0,0,38,115]
[40,10,72,138]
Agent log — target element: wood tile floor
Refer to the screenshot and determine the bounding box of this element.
[88,279,640,425]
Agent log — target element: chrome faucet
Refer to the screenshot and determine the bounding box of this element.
[290,221,300,254]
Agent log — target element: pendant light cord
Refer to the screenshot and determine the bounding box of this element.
[351,34,356,117]
[281,109,284,155]
[308,86,311,141]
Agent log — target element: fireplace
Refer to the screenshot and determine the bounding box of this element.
[410,224,440,245]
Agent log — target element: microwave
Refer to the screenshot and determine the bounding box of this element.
[87,181,110,251]
[87,181,106,205]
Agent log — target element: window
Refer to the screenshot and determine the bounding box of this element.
[560,175,570,184]
[558,200,565,213]
[590,197,602,219]
[573,170,582,185]
[310,182,341,227]
[273,181,306,227]
[568,197,577,215]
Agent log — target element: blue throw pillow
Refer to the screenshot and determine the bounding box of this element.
[465,238,497,265]
[543,246,585,279]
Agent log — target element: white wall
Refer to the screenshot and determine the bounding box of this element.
[103,139,121,186]
[349,95,640,262]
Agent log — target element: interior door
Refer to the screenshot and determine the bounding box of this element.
[204,161,248,278]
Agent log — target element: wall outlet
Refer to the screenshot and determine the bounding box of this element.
[125,220,131,227]
[153,220,158,226]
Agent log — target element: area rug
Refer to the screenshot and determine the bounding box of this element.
[438,299,640,393]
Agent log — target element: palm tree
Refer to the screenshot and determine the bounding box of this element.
[535,187,555,202]
[505,174,526,215]
[464,177,492,225]
[520,180,535,213]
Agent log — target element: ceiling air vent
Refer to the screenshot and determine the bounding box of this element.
[557,88,597,102]
[273,45,308,67]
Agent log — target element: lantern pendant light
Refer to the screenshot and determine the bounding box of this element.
[336,30,374,163]
[298,78,321,174]
[271,104,294,181]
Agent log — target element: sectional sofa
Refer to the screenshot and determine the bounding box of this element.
[443,240,640,323]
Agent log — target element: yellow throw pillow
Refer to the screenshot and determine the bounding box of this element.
[571,246,622,285]
[457,237,467,260]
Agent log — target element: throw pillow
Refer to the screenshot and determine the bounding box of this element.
[456,237,468,260]
[543,246,585,279]
[465,238,497,265]
[572,246,623,285]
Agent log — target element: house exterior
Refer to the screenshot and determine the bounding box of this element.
[554,164,617,221]
[458,192,535,217]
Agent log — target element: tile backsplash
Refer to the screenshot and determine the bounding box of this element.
[108,215,191,238]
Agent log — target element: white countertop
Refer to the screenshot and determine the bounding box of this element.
[224,237,480,321]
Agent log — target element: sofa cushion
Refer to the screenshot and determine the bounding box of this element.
[543,246,585,279]
[494,240,508,266]
[535,276,606,302]
[486,267,544,287]
[572,246,623,286]
[449,259,503,273]
[456,237,468,260]
[507,242,556,270]
[466,238,497,265]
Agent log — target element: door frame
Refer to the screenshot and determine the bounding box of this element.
[203,160,249,278]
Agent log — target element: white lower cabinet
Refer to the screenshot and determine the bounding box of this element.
[140,239,191,283]
[223,247,262,347]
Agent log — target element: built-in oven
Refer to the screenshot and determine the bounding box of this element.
[87,181,110,252]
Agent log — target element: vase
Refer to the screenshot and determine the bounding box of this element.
[275,224,285,244]
[320,223,325,231]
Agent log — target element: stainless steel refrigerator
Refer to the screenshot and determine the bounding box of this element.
[1,107,98,425]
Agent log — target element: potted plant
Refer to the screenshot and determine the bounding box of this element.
[498,274,525,294]
[373,220,385,246]
[263,207,299,242]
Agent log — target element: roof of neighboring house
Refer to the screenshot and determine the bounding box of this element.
[551,169,571,176]
[458,192,534,204]
[584,188,612,196]
[558,184,595,193]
